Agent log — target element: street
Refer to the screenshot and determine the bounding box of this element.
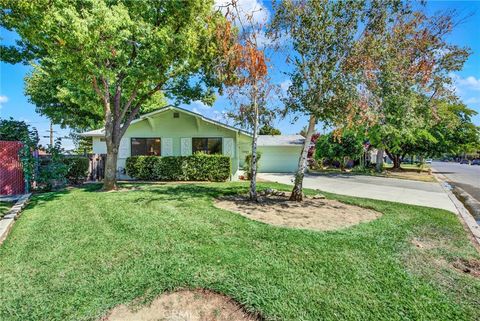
[432,161,480,203]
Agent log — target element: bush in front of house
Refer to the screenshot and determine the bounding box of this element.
[126,154,231,181]
[63,157,89,184]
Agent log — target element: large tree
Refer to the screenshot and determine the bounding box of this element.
[220,1,274,201]
[348,5,470,169]
[271,0,367,201]
[1,0,229,190]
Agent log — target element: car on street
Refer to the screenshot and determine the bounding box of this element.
[471,159,480,165]
[425,159,432,164]
[460,159,470,164]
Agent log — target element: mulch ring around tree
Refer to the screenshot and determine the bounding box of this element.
[214,189,382,232]
[102,289,261,321]
[452,258,480,278]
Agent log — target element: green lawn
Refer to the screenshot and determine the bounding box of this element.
[0,201,12,218]
[0,182,479,321]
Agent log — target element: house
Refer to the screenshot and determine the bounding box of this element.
[80,106,304,179]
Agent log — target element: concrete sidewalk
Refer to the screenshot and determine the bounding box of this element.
[259,172,457,212]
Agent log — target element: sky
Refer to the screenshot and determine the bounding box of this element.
[1,0,479,150]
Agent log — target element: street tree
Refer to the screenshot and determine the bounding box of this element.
[348,5,470,169]
[270,0,366,201]
[220,1,275,201]
[1,0,230,190]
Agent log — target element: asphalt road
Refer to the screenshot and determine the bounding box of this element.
[432,161,480,203]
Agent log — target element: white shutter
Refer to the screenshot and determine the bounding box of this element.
[162,138,173,156]
[223,138,234,157]
[181,138,192,156]
[119,138,129,158]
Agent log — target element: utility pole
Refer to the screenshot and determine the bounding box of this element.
[43,122,57,147]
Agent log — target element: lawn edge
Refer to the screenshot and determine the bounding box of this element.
[0,193,31,245]
[432,170,480,251]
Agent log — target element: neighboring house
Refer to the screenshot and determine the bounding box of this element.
[80,106,304,179]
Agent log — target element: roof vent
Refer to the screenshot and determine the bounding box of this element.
[173,112,180,118]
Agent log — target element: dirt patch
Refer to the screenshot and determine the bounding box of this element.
[452,258,480,278]
[214,193,381,231]
[103,289,259,321]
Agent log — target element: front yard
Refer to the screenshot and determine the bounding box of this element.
[0,182,479,320]
[312,163,436,183]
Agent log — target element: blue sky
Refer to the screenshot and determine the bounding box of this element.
[1,0,479,150]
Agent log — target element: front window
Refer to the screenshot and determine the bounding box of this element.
[131,138,161,156]
[192,137,222,154]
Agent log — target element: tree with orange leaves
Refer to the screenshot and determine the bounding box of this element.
[217,1,276,201]
[348,4,470,170]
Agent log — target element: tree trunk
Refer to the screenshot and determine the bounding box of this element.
[392,155,401,169]
[103,143,119,190]
[290,114,316,202]
[376,148,384,172]
[102,102,122,191]
[249,91,259,202]
[385,150,401,170]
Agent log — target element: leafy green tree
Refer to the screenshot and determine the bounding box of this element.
[1,0,229,190]
[259,124,281,135]
[271,0,369,201]
[316,130,365,170]
[401,100,480,159]
[349,5,470,169]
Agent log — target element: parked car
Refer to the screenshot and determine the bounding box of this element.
[471,159,480,165]
[425,159,432,164]
[460,159,470,165]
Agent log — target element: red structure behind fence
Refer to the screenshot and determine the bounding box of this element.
[0,141,25,195]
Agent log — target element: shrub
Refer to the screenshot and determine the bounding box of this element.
[244,152,261,180]
[63,157,89,184]
[126,154,231,181]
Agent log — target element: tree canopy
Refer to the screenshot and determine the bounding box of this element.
[1,0,231,189]
[259,124,281,135]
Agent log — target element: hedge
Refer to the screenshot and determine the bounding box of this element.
[126,154,231,181]
[63,157,89,184]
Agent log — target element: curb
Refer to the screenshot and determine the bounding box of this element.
[432,170,480,247]
[0,193,31,245]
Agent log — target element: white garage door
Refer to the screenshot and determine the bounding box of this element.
[257,146,301,173]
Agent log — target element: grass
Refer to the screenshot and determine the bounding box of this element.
[313,163,436,182]
[0,201,13,218]
[0,182,479,321]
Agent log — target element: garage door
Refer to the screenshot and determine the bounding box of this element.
[257,146,301,173]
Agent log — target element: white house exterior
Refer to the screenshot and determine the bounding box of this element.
[80,106,304,179]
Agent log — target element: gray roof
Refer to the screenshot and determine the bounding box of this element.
[257,135,305,146]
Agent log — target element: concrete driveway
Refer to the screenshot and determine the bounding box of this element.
[259,172,457,212]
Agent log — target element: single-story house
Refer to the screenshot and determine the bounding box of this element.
[80,106,304,179]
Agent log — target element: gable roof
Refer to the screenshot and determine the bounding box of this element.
[257,135,305,146]
[79,105,252,137]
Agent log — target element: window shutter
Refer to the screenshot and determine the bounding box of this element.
[223,138,234,157]
[181,138,192,156]
[119,138,129,158]
[162,138,173,156]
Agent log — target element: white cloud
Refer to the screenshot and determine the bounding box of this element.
[191,100,210,110]
[280,79,291,92]
[192,107,202,115]
[465,97,480,104]
[0,95,8,108]
[215,0,269,26]
[451,74,480,92]
[459,76,480,91]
